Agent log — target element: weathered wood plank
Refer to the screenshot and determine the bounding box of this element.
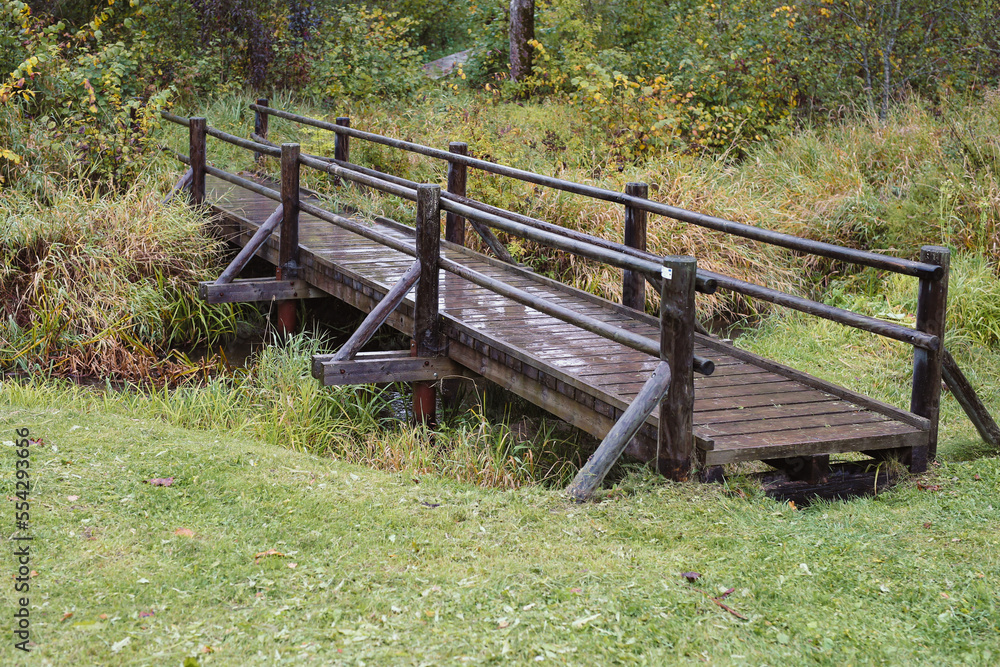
[198,279,324,304]
[321,355,462,385]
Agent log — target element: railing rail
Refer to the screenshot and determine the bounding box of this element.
[249,103,942,280]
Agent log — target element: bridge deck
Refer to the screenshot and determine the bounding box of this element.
[206,175,928,467]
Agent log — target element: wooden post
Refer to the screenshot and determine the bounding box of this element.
[910,245,950,467]
[189,117,206,206]
[413,184,442,425]
[658,256,697,480]
[254,97,269,171]
[333,116,350,186]
[277,143,301,335]
[623,182,648,311]
[446,142,468,246]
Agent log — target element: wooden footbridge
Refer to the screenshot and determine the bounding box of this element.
[161,103,998,499]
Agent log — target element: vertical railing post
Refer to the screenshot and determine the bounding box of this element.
[276,142,301,335]
[658,255,697,480]
[414,184,442,425]
[446,142,469,246]
[910,245,950,469]
[253,97,269,171]
[623,182,648,311]
[334,116,350,186]
[189,117,206,206]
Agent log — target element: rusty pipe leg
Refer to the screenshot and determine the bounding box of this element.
[276,300,297,336]
[413,382,436,427]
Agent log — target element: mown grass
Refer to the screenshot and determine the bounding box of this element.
[1,382,998,665]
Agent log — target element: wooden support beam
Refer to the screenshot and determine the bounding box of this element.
[198,278,323,304]
[278,143,301,279]
[216,204,282,284]
[764,455,830,484]
[331,259,421,363]
[446,142,468,246]
[658,256,697,481]
[910,245,950,467]
[189,117,206,206]
[320,353,462,386]
[414,184,443,424]
[623,182,648,312]
[334,116,350,186]
[942,348,1000,448]
[566,360,672,502]
[254,97,269,170]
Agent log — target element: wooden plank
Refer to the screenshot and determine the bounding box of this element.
[198,279,324,304]
[698,336,929,430]
[699,410,890,438]
[714,419,920,450]
[705,430,926,466]
[694,389,837,413]
[693,400,865,426]
[321,356,462,385]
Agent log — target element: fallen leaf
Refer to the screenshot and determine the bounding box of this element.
[110,636,131,653]
[570,588,582,594]
[201,646,215,654]
[923,522,933,529]
[498,620,509,628]
[681,572,701,583]
[287,562,297,569]
[941,592,950,599]
[254,548,285,563]
[99,614,108,620]
[29,570,38,578]
[140,610,155,618]
[974,474,981,481]
[917,482,942,492]
[175,528,195,538]
[146,477,174,487]
[788,500,797,510]
[61,612,73,622]
[67,495,79,502]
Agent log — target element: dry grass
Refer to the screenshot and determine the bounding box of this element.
[0,177,244,380]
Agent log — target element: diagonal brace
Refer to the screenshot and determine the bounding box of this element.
[332,259,422,363]
[217,204,283,284]
[566,360,672,502]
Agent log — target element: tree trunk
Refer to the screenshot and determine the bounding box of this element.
[509,0,535,82]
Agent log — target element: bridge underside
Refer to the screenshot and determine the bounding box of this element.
[205,175,929,475]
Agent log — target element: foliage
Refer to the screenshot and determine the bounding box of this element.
[304,6,427,100]
[0,1,171,192]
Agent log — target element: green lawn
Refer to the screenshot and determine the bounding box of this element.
[1,383,998,666]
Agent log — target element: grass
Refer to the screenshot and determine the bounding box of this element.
[1,381,999,665]
[0,177,249,381]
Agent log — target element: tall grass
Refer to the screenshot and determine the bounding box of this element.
[0,176,246,380]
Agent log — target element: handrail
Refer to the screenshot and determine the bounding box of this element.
[306,155,940,351]
[159,114,940,351]
[251,103,943,280]
[295,153,714,291]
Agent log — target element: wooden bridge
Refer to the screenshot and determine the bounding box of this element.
[161,103,999,499]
